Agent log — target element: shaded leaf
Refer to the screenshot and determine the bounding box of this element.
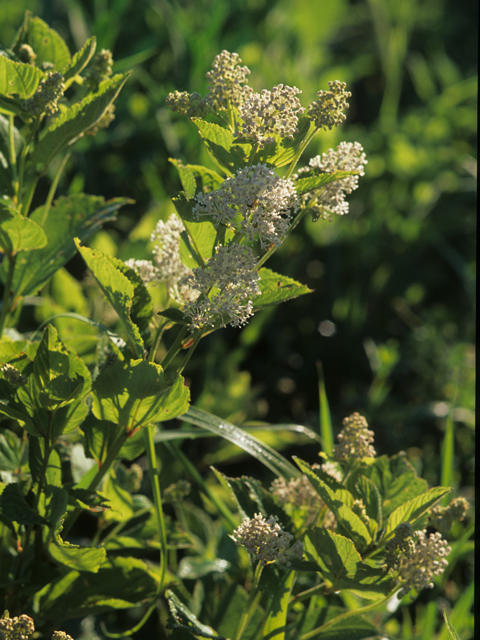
[166,590,225,638]
[31,73,129,166]
[48,530,106,573]
[0,482,47,525]
[263,570,295,639]
[92,359,190,430]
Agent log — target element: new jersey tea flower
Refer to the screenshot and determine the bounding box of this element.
[332,412,376,463]
[232,513,303,566]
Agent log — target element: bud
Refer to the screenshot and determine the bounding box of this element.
[307,80,351,130]
[232,513,303,566]
[332,412,376,463]
[1,363,28,387]
[22,72,65,117]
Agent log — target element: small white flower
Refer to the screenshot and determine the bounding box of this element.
[332,412,376,463]
[124,259,159,284]
[183,243,260,330]
[238,84,305,147]
[232,513,303,566]
[194,164,299,248]
[307,80,351,130]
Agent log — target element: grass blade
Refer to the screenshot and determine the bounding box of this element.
[317,361,334,456]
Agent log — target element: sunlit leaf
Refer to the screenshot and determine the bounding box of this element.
[0,56,43,98]
[253,269,312,311]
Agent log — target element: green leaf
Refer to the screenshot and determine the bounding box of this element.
[384,485,452,539]
[91,359,190,430]
[30,73,129,166]
[255,116,315,168]
[61,37,96,87]
[101,468,134,522]
[75,242,145,357]
[253,269,312,311]
[181,406,300,479]
[216,584,264,639]
[169,159,197,199]
[0,195,130,298]
[172,192,218,268]
[157,308,189,326]
[13,13,71,71]
[262,570,295,639]
[0,56,44,98]
[360,453,428,519]
[177,556,231,580]
[0,430,23,473]
[38,556,159,618]
[442,605,461,640]
[166,590,225,639]
[303,613,380,640]
[178,161,224,191]
[294,170,357,195]
[116,259,154,348]
[0,482,47,526]
[0,204,47,257]
[48,529,106,573]
[193,118,251,174]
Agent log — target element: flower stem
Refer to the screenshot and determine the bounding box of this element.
[234,562,264,640]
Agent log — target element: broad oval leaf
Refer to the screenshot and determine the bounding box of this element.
[48,531,106,573]
[0,56,44,98]
[13,13,71,71]
[0,205,47,256]
[384,485,452,539]
[91,359,190,430]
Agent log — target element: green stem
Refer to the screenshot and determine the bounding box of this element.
[161,325,189,372]
[40,152,72,225]
[165,441,237,529]
[148,319,168,364]
[0,256,16,335]
[17,116,41,216]
[298,589,397,640]
[290,580,327,605]
[9,115,19,200]
[284,126,319,180]
[62,428,131,537]
[234,562,264,640]
[176,328,204,374]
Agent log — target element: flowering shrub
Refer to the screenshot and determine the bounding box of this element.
[0,16,470,640]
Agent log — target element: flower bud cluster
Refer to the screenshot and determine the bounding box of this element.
[238,84,304,147]
[205,50,253,111]
[429,497,469,532]
[163,479,191,503]
[387,526,451,597]
[384,523,416,571]
[22,72,65,116]
[232,513,303,566]
[18,44,37,64]
[85,104,116,136]
[332,412,376,463]
[302,142,367,220]
[1,363,28,387]
[194,163,299,248]
[0,615,35,640]
[308,80,351,130]
[182,243,260,329]
[166,51,252,118]
[84,49,114,92]
[270,475,322,524]
[51,633,74,640]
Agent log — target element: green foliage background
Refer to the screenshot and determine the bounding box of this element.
[0,1,475,635]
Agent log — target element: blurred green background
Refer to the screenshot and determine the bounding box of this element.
[1,0,475,487]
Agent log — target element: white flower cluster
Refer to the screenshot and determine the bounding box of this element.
[238,84,305,147]
[182,243,260,330]
[429,496,469,532]
[166,51,252,118]
[194,164,299,248]
[308,80,351,130]
[304,142,367,219]
[0,615,35,640]
[125,214,198,306]
[270,475,322,524]
[232,513,304,566]
[394,529,451,597]
[205,50,252,110]
[332,412,376,463]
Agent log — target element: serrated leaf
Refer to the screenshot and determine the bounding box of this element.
[76,242,145,357]
[255,116,315,168]
[166,590,225,638]
[38,556,159,618]
[31,73,129,166]
[303,528,361,590]
[262,570,295,639]
[304,613,380,640]
[384,485,451,539]
[0,482,47,525]
[61,37,96,86]
[181,407,300,479]
[91,359,190,430]
[193,118,251,174]
[101,468,134,522]
[179,162,224,191]
[0,56,44,98]
[294,170,357,195]
[0,195,130,298]
[0,204,47,257]
[172,192,218,268]
[13,13,71,71]
[169,159,197,199]
[360,453,428,519]
[48,530,106,573]
[253,269,312,311]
